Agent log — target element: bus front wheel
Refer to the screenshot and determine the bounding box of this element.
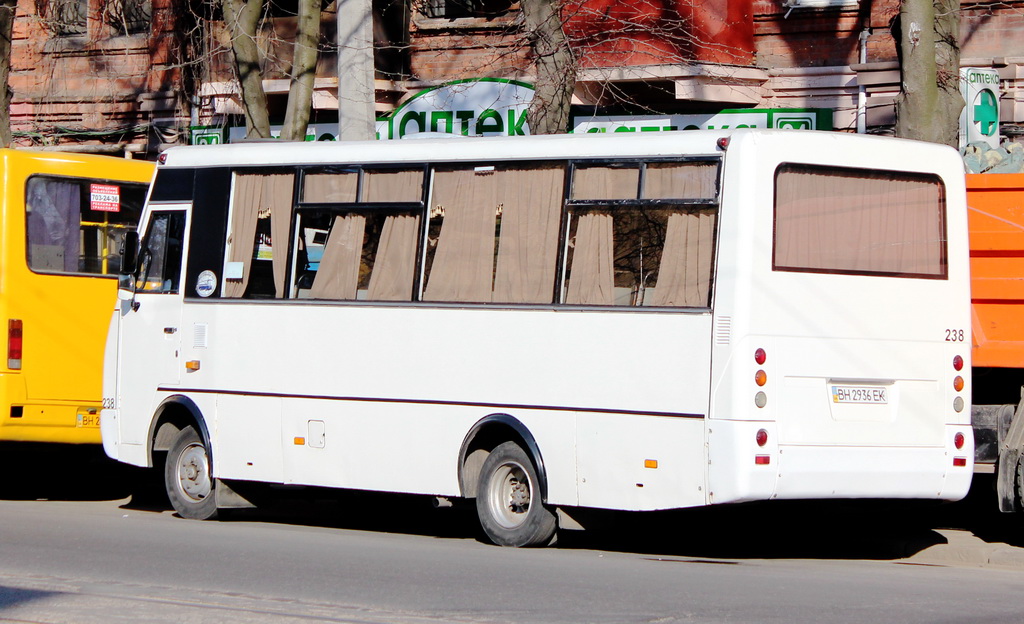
[476,441,556,547]
[164,426,219,520]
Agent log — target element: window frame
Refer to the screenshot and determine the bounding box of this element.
[194,155,721,311]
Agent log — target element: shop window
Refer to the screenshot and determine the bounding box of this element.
[38,0,87,36]
[418,0,515,20]
[103,0,153,35]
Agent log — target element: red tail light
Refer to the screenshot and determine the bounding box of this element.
[8,319,23,370]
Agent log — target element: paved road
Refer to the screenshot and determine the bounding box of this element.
[0,445,1022,623]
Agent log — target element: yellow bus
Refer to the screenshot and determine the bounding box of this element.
[1,149,153,445]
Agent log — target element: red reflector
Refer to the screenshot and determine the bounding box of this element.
[8,319,22,370]
[953,355,963,371]
[953,457,967,467]
[954,432,965,450]
[717,137,730,150]
[755,455,770,465]
[756,429,768,447]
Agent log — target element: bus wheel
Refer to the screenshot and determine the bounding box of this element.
[165,426,219,520]
[476,441,556,547]
[1016,455,1024,513]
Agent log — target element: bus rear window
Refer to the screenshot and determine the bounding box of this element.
[773,164,947,279]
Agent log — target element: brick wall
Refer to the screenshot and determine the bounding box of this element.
[9,0,183,152]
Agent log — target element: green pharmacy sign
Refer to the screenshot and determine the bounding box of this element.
[571,109,833,133]
[960,67,1001,149]
[382,78,535,140]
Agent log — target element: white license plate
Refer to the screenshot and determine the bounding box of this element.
[831,385,888,404]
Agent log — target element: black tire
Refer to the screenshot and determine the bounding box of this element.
[475,441,557,547]
[164,426,219,520]
[1016,454,1024,514]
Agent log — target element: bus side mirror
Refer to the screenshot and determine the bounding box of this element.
[118,231,139,303]
[120,231,139,276]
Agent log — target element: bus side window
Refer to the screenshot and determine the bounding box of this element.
[422,163,564,304]
[296,168,423,302]
[563,161,717,308]
[137,211,186,293]
[224,173,294,299]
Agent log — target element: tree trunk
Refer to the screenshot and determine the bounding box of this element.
[221,0,272,139]
[280,0,321,141]
[521,0,575,135]
[895,0,963,147]
[0,0,16,147]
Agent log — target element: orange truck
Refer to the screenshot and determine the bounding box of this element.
[968,173,1024,512]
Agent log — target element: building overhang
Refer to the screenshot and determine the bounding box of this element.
[573,63,769,106]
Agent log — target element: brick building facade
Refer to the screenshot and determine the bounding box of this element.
[7,0,1024,153]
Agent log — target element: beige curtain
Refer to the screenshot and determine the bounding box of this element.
[492,165,564,304]
[647,209,716,307]
[564,211,615,305]
[309,214,365,300]
[359,170,423,301]
[303,173,358,202]
[367,214,419,300]
[224,174,294,298]
[572,166,639,200]
[775,168,943,275]
[424,169,498,302]
[644,162,718,199]
[363,169,424,203]
[269,175,293,297]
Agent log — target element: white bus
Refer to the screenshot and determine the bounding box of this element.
[102,129,974,546]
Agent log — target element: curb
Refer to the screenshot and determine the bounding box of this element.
[905,529,1024,569]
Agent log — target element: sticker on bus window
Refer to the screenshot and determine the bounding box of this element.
[196,270,217,297]
[90,184,121,212]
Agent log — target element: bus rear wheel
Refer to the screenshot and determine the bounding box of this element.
[476,441,556,547]
[1016,455,1024,513]
[165,426,219,520]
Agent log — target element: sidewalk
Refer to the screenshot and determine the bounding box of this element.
[906,529,1024,569]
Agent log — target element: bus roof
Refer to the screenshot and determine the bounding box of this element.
[155,129,963,180]
[0,148,154,183]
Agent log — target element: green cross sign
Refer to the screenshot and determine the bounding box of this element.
[974,89,999,137]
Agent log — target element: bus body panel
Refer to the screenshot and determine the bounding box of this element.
[707,131,972,503]
[167,303,712,510]
[0,150,153,444]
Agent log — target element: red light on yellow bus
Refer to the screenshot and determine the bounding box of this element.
[7,319,22,370]
[953,376,964,392]
[953,355,963,371]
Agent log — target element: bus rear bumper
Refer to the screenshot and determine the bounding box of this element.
[0,402,102,444]
[771,441,974,502]
[708,421,974,504]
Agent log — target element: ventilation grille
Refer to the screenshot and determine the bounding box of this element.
[714,316,732,345]
[193,323,208,349]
